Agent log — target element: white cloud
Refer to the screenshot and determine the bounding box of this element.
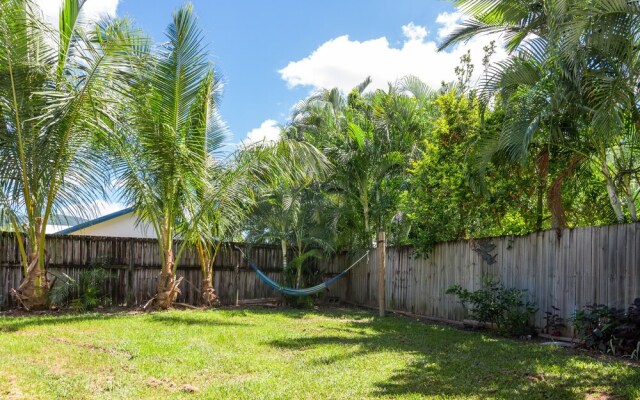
[435,11,464,39]
[35,0,119,27]
[279,15,507,93]
[242,119,281,145]
[402,22,429,42]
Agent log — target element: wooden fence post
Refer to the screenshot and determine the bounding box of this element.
[127,239,135,306]
[234,261,240,306]
[377,230,386,317]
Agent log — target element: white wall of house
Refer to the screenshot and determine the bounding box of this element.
[66,212,155,238]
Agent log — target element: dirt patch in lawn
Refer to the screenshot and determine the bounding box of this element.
[0,373,24,400]
[147,377,200,393]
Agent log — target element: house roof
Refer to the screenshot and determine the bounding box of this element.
[55,207,135,235]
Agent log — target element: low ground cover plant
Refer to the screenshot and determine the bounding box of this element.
[573,298,640,359]
[543,306,566,337]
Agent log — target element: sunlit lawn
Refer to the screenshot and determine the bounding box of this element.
[0,308,639,399]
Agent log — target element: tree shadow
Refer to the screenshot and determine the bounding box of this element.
[0,312,125,332]
[0,308,258,333]
[232,306,372,319]
[283,308,373,319]
[374,349,639,399]
[266,312,640,399]
[148,313,250,327]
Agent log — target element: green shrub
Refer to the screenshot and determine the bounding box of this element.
[282,259,325,308]
[543,306,566,336]
[572,299,640,358]
[446,276,537,337]
[50,258,113,311]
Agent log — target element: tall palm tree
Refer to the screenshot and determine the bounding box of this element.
[0,0,144,309]
[113,4,331,308]
[112,4,217,309]
[186,162,254,306]
[174,73,234,307]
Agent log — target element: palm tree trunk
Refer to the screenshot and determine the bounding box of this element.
[198,240,219,306]
[361,191,370,237]
[12,217,49,310]
[201,264,217,306]
[601,159,626,223]
[547,156,581,229]
[535,149,549,230]
[548,175,567,229]
[280,239,289,303]
[156,238,182,309]
[295,248,303,289]
[281,239,288,271]
[623,176,637,222]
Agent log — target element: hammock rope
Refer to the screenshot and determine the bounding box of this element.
[237,248,369,296]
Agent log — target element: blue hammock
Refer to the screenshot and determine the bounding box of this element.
[246,251,369,296]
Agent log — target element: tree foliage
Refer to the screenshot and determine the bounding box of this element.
[0,0,145,308]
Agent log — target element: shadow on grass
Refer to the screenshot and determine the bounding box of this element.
[148,313,251,327]
[267,312,640,399]
[276,307,373,320]
[0,312,124,332]
[0,309,251,333]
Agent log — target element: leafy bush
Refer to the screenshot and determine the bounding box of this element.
[543,306,566,336]
[50,258,113,311]
[572,299,640,358]
[282,259,325,308]
[446,276,537,337]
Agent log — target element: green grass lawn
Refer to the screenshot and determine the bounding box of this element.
[0,308,639,399]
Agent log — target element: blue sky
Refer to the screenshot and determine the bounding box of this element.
[116,1,452,144]
[113,1,504,146]
[37,0,506,216]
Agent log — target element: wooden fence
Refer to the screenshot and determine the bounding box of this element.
[326,223,640,336]
[2,224,639,337]
[0,232,292,309]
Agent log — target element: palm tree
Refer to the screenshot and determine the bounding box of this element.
[112,3,332,308]
[474,51,589,228]
[187,164,253,306]
[0,0,144,309]
[442,0,640,224]
[571,1,640,222]
[336,80,429,245]
[438,0,548,53]
[173,74,236,307]
[245,177,337,288]
[111,4,218,309]
[292,77,431,248]
[188,137,332,303]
